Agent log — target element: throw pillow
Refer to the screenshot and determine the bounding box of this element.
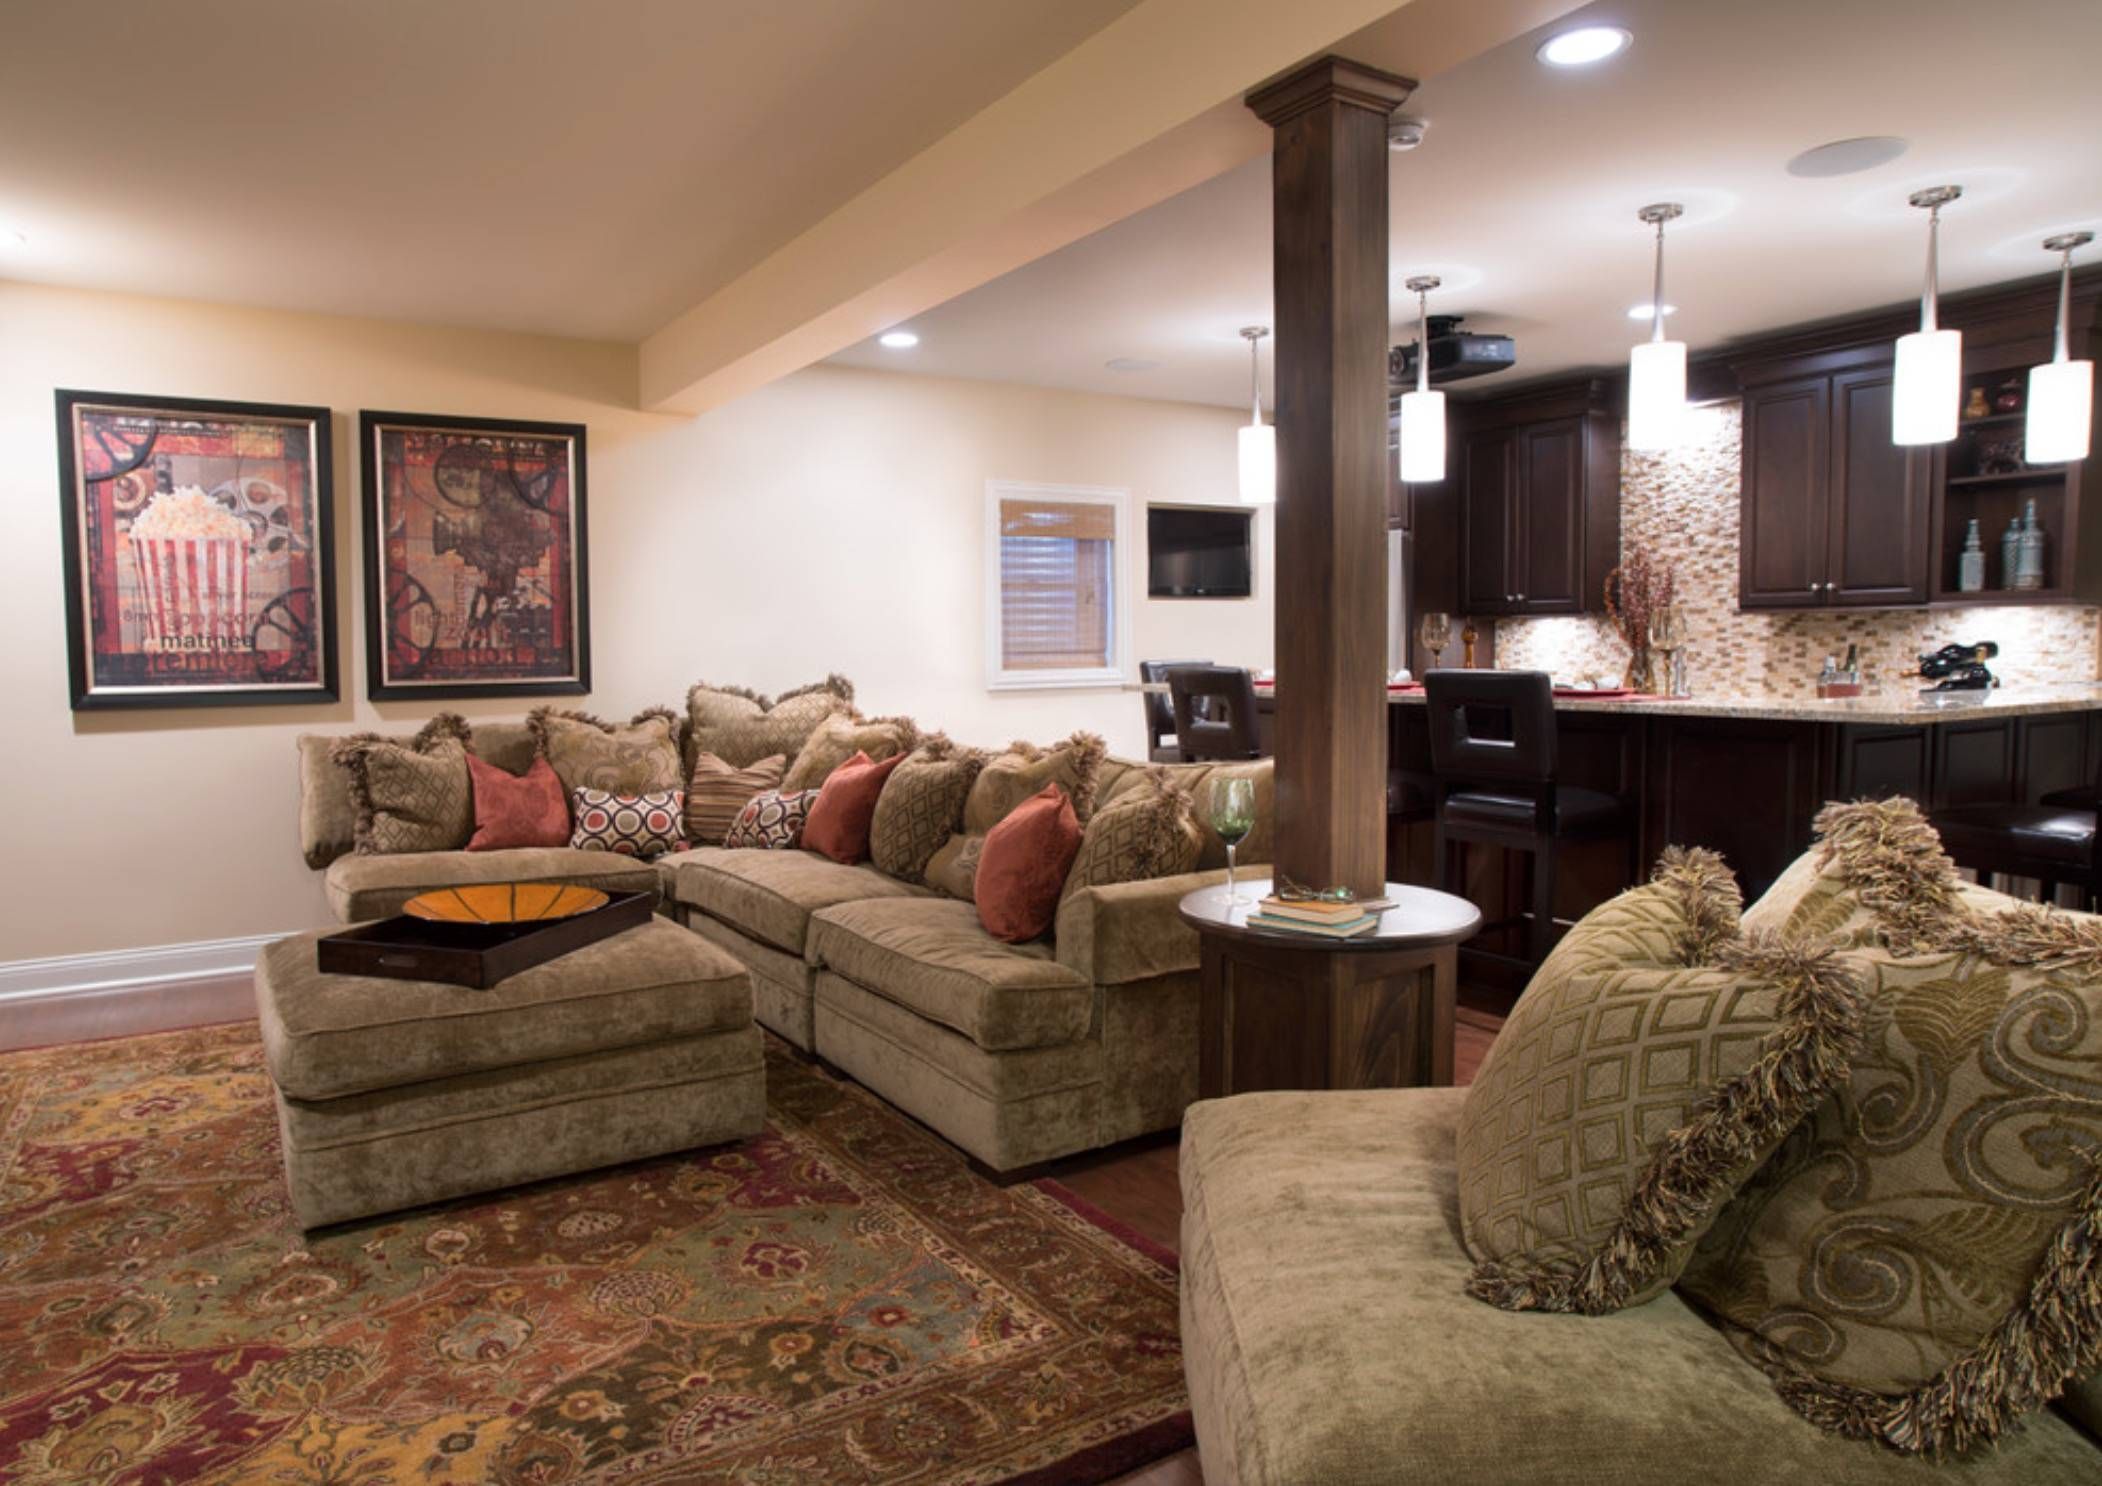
[801,750,906,865]
[975,783,1083,943]
[330,714,475,855]
[685,751,786,847]
[1061,769,1204,900]
[868,737,985,883]
[1677,915,2102,1457]
[923,834,986,901]
[782,712,919,792]
[684,676,855,771]
[568,788,685,859]
[466,753,570,851]
[1457,849,1864,1315]
[963,732,1109,834]
[1741,795,1968,954]
[723,788,816,851]
[529,707,683,796]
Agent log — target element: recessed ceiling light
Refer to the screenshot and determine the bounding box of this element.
[1105,357,1161,373]
[1535,25,1631,68]
[1626,302,1677,321]
[878,330,919,349]
[1786,136,1909,179]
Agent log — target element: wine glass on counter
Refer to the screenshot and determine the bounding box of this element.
[1209,777,1257,908]
[1647,607,1686,697]
[1418,611,1451,671]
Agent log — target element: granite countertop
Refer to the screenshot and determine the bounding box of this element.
[1380,681,2102,724]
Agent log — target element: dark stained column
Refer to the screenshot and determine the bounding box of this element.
[1247,56,1414,898]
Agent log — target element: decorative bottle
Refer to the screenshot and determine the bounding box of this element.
[1958,518,1986,592]
[2001,516,2024,589]
[2015,498,2046,591]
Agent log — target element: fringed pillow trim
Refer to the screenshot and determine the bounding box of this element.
[328,713,471,856]
[774,673,856,706]
[1467,937,1862,1316]
[1810,798,1966,955]
[1652,845,1744,967]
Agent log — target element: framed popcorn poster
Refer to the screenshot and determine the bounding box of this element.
[359,410,590,701]
[56,389,338,711]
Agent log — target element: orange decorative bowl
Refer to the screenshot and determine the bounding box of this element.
[402,883,610,924]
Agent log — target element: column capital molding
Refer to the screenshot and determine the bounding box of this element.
[1245,54,1415,129]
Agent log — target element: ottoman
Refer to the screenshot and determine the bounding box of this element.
[257,918,765,1228]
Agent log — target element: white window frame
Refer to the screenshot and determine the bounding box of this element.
[984,479,1132,692]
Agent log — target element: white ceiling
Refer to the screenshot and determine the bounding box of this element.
[0,0,1138,341]
[828,0,2102,407]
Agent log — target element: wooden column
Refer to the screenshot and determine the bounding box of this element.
[1248,57,1415,898]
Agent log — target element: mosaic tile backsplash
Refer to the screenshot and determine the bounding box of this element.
[1491,401,2102,696]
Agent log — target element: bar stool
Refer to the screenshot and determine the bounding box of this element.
[1930,799,2101,906]
[1424,669,1628,966]
[1140,658,1211,763]
[1170,666,1264,762]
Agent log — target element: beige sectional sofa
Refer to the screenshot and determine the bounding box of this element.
[297,713,1266,1174]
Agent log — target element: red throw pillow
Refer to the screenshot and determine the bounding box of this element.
[974,783,1082,943]
[801,750,906,864]
[466,753,570,850]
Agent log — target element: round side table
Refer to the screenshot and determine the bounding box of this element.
[1178,877,1482,1098]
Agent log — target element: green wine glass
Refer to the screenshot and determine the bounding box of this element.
[1210,777,1257,908]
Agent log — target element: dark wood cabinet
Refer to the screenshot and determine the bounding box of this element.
[1452,382,1619,617]
[1739,354,1928,610]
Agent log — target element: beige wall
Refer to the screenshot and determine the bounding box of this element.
[0,282,1271,961]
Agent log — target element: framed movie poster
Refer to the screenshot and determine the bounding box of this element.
[360,411,589,701]
[56,389,338,711]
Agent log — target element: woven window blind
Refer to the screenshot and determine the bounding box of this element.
[998,498,1116,671]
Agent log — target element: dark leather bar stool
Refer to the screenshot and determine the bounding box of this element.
[1140,658,1211,763]
[1170,666,1263,762]
[1424,669,1628,966]
[1930,799,2101,905]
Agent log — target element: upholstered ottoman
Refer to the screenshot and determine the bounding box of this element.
[256,918,764,1228]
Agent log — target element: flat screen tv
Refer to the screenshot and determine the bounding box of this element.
[1147,505,1252,598]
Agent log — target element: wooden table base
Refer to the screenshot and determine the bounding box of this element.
[1198,934,1457,1098]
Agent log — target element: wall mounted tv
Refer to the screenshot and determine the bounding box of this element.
[1147,505,1253,598]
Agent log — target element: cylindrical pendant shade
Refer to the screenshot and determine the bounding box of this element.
[1238,421,1276,506]
[1399,388,1446,483]
[1892,327,1962,444]
[1626,339,1687,451]
[2027,357,2094,464]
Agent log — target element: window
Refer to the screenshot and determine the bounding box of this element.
[985,481,1129,690]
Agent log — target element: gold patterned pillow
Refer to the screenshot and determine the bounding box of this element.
[1458,850,1864,1315]
[782,712,918,792]
[529,707,683,797]
[1743,796,1968,954]
[1061,770,1203,900]
[684,677,854,771]
[1678,914,2102,1457]
[923,833,986,901]
[331,714,475,855]
[869,738,984,883]
[964,733,1108,834]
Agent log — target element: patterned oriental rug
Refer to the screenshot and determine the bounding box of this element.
[0,1024,1191,1484]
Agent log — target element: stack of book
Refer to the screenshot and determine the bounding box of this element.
[1246,894,1386,939]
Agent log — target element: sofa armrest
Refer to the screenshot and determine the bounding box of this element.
[1055,868,1230,985]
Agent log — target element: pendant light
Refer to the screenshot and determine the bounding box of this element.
[2027,231,2095,463]
[1237,325,1276,506]
[1399,276,1447,483]
[1892,185,1963,445]
[1626,203,1687,451]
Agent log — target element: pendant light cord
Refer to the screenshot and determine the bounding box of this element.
[1922,203,1941,333]
[1417,288,1431,394]
[1650,217,1668,344]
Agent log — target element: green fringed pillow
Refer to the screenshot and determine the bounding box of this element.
[1457,848,1865,1314]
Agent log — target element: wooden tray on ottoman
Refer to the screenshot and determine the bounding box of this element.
[317,890,654,988]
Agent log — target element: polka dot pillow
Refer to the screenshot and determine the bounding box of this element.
[568,787,687,859]
[722,788,816,850]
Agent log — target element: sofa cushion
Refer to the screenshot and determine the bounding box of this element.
[1457,852,1863,1314]
[257,918,750,1101]
[529,706,684,796]
[684,676,855,771]
[782,712,918,791]
[322,846,659,922]
[868,738,985,883]
[1178,1087,2101,1486]
[669,845,928,956]
[808,897,1093,1052]
[299,721,538,869]
[331,714,475,854]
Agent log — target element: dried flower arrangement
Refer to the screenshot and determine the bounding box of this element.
[1603,545,1677,692]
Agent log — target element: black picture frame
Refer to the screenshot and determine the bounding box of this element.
[359,409,590,702]
[55,388,339,711]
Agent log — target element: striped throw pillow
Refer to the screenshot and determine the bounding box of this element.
[686,751,786,846]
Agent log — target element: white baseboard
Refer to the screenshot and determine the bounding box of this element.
[0,931,289,1004]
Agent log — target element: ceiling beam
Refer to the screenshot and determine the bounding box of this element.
[639,0,1581,414]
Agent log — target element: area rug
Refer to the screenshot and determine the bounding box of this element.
[0,1023,1190,1484]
